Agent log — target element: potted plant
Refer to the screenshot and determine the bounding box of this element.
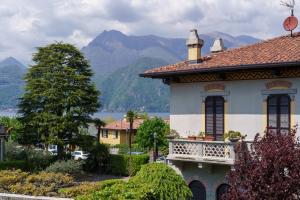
[187,135,197,140]
[226,130,242,142]
[167,129,180,140]
[196,132,205,140]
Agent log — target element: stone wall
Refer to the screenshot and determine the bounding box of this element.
[0,193,73,200]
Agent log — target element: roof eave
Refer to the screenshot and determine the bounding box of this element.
[139,61,300,79]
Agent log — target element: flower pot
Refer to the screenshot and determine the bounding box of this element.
[204,135,214,141]
[188,136,197,140]
[229,137,240,142]
[196,136,204,141]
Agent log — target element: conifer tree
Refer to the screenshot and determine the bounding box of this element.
[18,42,100,158]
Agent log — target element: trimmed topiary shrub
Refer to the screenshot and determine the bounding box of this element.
[77,163,192,200]
[45,160,83,175]
[106,154,149,176]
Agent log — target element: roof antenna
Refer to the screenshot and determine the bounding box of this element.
[281,0,298,36]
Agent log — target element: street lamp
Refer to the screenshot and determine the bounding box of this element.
[0,125,7,161]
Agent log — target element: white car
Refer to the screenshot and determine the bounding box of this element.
[73,151,89,160]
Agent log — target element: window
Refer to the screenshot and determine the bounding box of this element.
[267,94,291,134]
[101,130,108,138]
[189,180,206,200]
[216,184,230,200]
[113,131,119,139]
[205,96,225,140]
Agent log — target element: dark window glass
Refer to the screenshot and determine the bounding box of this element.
[189,180,206,200]
[216,184,230,200]
[205,96,224,140]
[267,95,291,134]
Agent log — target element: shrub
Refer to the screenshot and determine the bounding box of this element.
[78,163,192,200]
[107,154,149,176]
[0,170,29,192]
[45,160,83,175]
[5,143,56,172]
[113,144,145,155]
[0,170,74,196]
[5,140,27,160]
[84,143,109,172]
[0,160,28,171]
[129,163,192,199]
[25,149,57,171]
[60,179,124,198]
[59,182,101,198]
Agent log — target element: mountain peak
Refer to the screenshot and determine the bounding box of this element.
[0,57,26,69]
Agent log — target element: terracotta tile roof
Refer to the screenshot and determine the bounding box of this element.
[102,119,144,130]
[141,32,300,77]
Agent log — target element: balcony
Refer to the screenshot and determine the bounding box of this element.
[167,139,237,165]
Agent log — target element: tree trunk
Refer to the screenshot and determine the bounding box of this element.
[97,127,101,144]
[57,144,64,160]
[129,121,133,156]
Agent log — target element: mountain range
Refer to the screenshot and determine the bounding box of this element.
[0,30,260,112]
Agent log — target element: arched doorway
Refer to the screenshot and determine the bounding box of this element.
[189,180,206,200]
[216,183,230,200]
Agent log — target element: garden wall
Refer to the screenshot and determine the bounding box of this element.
[0,193,72,200]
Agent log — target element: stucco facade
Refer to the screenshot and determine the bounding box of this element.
[100,129,135,145]
[168,77,300,200]
[170,78,300,140]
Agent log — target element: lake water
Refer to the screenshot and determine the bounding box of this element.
[0,111,170,120]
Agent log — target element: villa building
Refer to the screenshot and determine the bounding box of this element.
[141,30,300,200]
[100,119,144,145]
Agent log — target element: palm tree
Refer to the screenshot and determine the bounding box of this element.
[126,110,136,156]
[93,118,106,143]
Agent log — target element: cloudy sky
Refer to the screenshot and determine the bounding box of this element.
[0,0,298,64]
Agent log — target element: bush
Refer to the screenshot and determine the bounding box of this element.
[5,142,56,172]
[60,179,124,198]
[10,172,74,196]
[84,143,109,172]
[0,170,74,196]
[107,154,149,176]
[113,144,145,155]
[45,160,83,175]
[78,163,192,200]
[25,149,57,171]
[0,160,28,171]
[0,170,29,192]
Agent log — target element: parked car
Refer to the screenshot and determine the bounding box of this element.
[127,151,144,155]
[48,149,57,155]
[156,156,166,163]
[73,151,89,160]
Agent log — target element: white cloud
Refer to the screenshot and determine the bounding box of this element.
[0,0,298,65]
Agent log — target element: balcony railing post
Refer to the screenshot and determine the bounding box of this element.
[169,140,173,155]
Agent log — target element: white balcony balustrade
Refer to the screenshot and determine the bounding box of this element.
[167,139,237,165]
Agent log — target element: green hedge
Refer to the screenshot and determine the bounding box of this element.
[107,154,149,176]
[112,144,145,155]
[0,160,28,171]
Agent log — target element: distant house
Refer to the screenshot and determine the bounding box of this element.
[100,119,144,145]
[141,30,300,200]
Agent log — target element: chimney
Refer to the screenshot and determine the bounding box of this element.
[186,29,204,64]
[210,38,226,53]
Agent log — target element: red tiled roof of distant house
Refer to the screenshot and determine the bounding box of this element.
[141,32,300,77]
[102,119,144,130]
